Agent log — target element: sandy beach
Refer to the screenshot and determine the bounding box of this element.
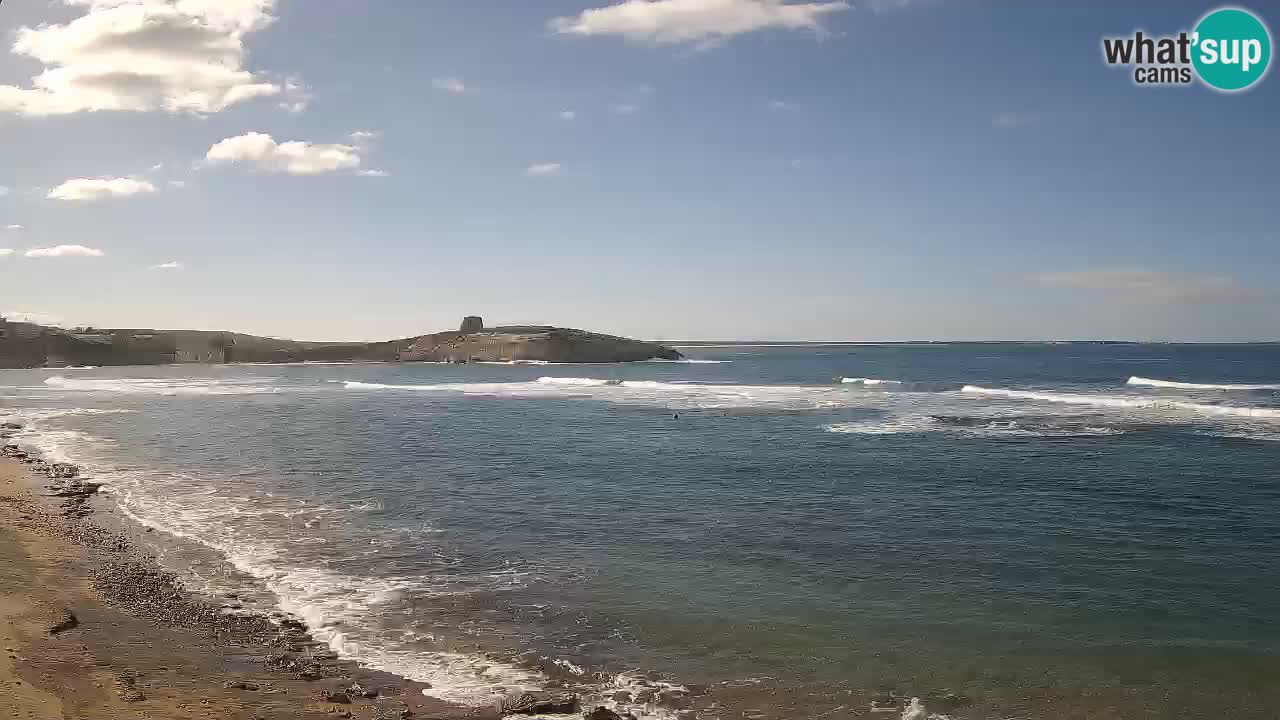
[0,454,490,720]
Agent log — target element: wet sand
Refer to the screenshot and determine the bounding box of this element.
[0,455,491,720]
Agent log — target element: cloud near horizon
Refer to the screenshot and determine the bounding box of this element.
[48,177,158,202]
[0,249,13,257]
[432,76,467,94]
[206,132,366,175]
[0,0,283,116]
[1032,268,1264,304]
[549,0,849,45]
[148,261,183,270]
[24,245,106,258]
[526,162,563,177]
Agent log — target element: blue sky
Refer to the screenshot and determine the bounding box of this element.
[0,0,1276,341]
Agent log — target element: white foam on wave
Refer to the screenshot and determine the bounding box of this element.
[825,417,1124,438]
[961,385,1280,419]
[841,377,903,386]
[902,697,952,720]
[44,376,280,396]
[536,376,618,387]
[1127,376,1280,391]
[644,358,729,364]
[345,378,869,411]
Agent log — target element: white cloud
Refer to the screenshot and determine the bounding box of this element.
[147,260,183,270]
[150,162,165,171]
[560,110,577,121]
[4,225,22,231]
[526,163,563,177]
[769,99,789,110]
[432,76,467,94]
[549,0,849,45]
[48,176,158,202]
[1033,268,1262,304]
[24,244,106,258]
[0,0,284,116]
[357,169,389,177]
[614,103,638,115]
[168,180,186,188]
[0,249,13,257]
[0,186,9,196]
[278,78,311,113]
[206,132,365,175]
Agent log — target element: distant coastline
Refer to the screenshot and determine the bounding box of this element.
[0,315,681,369]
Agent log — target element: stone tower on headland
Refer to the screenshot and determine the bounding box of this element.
[459,316,484,334]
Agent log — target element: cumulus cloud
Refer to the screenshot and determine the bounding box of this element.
[206,132,365,175]
[432,76,467,94]
[24,245,106,258]
[526,163,563,177]
[614,103,638,115]
[0,186,9,196]
[0,249,13,257]
[1032,268,1263,304]
[4,225,22,231]
[147,260,183,270]
[549,0,849,45]
[48,177,158,202]
[0,0,284,116]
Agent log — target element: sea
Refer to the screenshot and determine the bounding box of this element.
[2,343,1279,719]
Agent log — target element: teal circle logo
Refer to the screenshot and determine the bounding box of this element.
[1193,7,1272,91]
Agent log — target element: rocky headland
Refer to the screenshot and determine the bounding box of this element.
[0,315,681,367]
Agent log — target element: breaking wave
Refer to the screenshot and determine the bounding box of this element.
[826,415,1125,438]
[841,377,903,386]
[44,376,280,396]
[345,378,865,411]
[536,376,620,386]
[1127,376,1280,391]
[961,385,1280,419]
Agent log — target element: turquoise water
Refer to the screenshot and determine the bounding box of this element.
[3,344,1279,718]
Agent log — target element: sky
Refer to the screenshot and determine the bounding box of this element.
[0,0,1277,342]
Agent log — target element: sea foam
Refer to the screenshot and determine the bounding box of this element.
[961,385,1280,419]
[1127,376,1280,391]
[44,376,279,396]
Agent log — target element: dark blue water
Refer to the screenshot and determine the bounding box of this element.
[3,344,1279,718]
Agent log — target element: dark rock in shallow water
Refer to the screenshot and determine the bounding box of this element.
[585,707,637,720]
[502,691,579,715]
[47,463,79,479]
[223,680,260,691]
[47,608,79,635]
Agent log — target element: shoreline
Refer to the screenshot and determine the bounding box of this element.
[0,451,490,720]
